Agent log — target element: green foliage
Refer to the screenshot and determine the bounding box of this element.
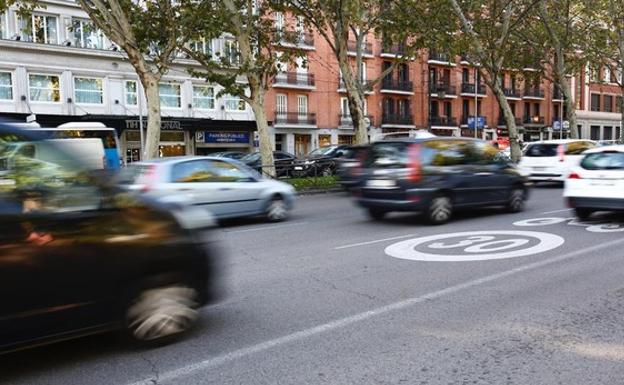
[285,176,338,191]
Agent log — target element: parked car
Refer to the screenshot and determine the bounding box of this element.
[210,151,248,160]
[336,145,369,190]
[564,145,624,220]
[518,139,596,183]
[0,121,220,354]
[292,145,350,177]
[117,156,296,222]
[240,151,297,177]
[355,138,530,224]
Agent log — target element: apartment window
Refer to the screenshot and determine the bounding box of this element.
[589,66,598,83]
[590,93,601,111]
[20,13,59,44]
[160,83,181,108]
[603,66,611,83]
[462,99,469,117]
[72,19,105,49]
[533,103,540,116]
[0,12,7,39]
[223,40,240,66]
[295,56,308,73]
[193,85,215,109]
[74,77,103,104]
[125,81,138,106]
[398,99,410,116]
[617,96,623,113]
[190,38,212,55]
[275,12,284,32]
[224,94,245,111]
[297,95,308,116]
[604,95,613,112]
[0,72,12,100]
[276,94,287,114]
[28,74,60,102]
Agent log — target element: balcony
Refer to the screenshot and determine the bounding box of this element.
[339,114,374,128]
[382,113,414,126]
[460,82,487,96]
[347,40,373,56]
[274,112,317,126]
[503,88,522,99]
[273,72,315,90]
[523,87,545,99]
[381,42,407,57]
[552,87,565,101]
[338,76,374,93]
[275,31,315,49]
[380,78,413,93]
[523,116,545,126]
[428,51,455,65]
[430,82,457,97]
[430,116,458,127]
[497,116,523,126]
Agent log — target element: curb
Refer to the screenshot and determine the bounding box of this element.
[297,188,346,196]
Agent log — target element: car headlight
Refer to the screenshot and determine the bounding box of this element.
[304,160,316,165]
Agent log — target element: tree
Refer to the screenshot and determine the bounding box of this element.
[277,0,440,145]
[75,0,194,159]
[447,0,540,162]
[182,0,302,177]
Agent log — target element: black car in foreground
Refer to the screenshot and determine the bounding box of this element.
[355,137,530,224]
[240,150,297,177]
[291,145,350,177]
[0,122,220,354]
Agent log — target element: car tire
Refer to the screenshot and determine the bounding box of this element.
[367,208,386,221]
[427,195,453,225]
[266,196,289,222]
[506,187,525,213]
[575,207,593,221]
[321,167,333,177]
[126,286,198,343]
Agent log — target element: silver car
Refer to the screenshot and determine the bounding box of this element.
[117,156,296,221]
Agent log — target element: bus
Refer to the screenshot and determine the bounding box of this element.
[28,122,121,170]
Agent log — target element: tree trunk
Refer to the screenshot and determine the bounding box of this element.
[562,80,578,139]
[490,78,522,162]
[621,87,624,142]
[249,94,275,178]
[338,59,368,144]
[141,75,162,160]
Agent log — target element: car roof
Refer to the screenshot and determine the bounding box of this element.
[373,136,482,144]
[584,145,624,154]
[526,139,595,145]
[131,156,235,166]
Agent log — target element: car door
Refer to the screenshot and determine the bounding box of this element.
[274,151,296,177]
[208,159,265,215]
[471,141,512,203]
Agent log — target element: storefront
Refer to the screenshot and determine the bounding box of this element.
[194,131,252,155]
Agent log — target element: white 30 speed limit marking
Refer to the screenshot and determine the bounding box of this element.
[385,231,564,262]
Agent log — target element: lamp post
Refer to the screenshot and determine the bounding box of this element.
[474,67,479,139]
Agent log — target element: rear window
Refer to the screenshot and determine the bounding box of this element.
[366,142,409,168]
[581,152,624,170]
[525,142,595,157]
[366,140,478,168]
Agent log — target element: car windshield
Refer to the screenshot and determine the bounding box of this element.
[365,142,408,168]
[241,152,261,162]
[581,152,624,170]
[308,146,337,157]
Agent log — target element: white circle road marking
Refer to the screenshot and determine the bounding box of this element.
[513,217,568,227]
[385,231,565,262]
[587,223,624,233]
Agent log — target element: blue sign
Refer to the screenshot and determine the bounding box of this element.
[467,116,486,129]
[553,120,562,131]
[204,131,250,144]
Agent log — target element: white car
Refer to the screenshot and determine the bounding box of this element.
[564,145,624,220]
[518,140,596,183]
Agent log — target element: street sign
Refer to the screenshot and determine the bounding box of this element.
[553,120,561,131]
[562,120,570,130]
[467,116,486,129]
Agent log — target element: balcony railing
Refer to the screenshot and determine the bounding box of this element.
[430,82,457,95]
[523,116,545,125]
[523,88,545,98]
[338,76,373,91]
[274,72,315,87]
[381,42,407,56]
[461,82,487,95]
[276,31,315,47]
[382,113,414,125]
[274,112,317,126]
[503,88,521,98]
[381,78,413,92]
[497,116,523,126]
[429,51,452,63]
[339,114,374,127]
[347,40,373,55]
[430,116,458,127]
[553,87,565,100]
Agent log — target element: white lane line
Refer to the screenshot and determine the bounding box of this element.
[334,234,419,250]
[541,208,572,215]
[126,236,624,385]
[224,222,308,234]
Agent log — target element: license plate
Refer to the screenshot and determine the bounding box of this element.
[294,166,303,170]
[367,179,396,188]
[533,167,547,171]
[590,181,615,186]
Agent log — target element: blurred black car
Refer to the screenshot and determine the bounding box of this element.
[240,151,297,177]
[0,121,220,354]
[336,145,369,190]
[210,151,248,160]
[355,137,530,224]
[291,145,350,177]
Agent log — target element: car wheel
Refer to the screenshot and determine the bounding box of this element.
[126,286,198,342]
[506,187,525,213]
[427,195,453,225]
[575,207,593,221]
[367,208,386,221]
[321,167,333,177]
[266,196,289,222]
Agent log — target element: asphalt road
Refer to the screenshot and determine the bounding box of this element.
[3,185,624,385]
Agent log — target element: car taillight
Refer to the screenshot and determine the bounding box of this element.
[408,144,422,183]
[568,172,581,179]
[557,144,565,162]
[141,165,158,193]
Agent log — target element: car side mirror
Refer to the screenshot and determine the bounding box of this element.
[336,151,344,158]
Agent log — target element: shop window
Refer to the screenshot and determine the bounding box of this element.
[604,126,613,140]
[72,18,105,49]
[224,94,246,111]
[29,74,60,102]
[125,81,138,106]
[74,77,103,104]
[590,126,600,140]
[318,135,331,147]
[338,135,354,145]
[274,133,283,151]
[160,83,181,108]
[0,72,12,100]
[19,13,58,44]
[193,85,215,109]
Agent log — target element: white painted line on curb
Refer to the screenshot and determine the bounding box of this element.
[126,236,624,385]
[333,234,419,250]
[541,208,572,215]
[224,222,308,234]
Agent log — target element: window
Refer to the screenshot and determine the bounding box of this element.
[617,96,623,113]
[190,38,212,55]
[275,12,284,32]
[276,94,287,114]
[604,126,613,140]
[590,94,601,111]
[20,13,58,44]
[604,95,613,112]
[193,85,215,109]
[223,40,240,66]
[590,126,600,140]
[340,97,349,116]
[28,74,60,102]
[603,66,611,83]
[171,159,249,183]
[125,81,138,106]
[159,83,181,108]
[589,66,599,82]
[74,77,103,104]
[224,94,245,111]
[297,95,308,115]
[72,19,105,49]
[0,12,7,39]
[0,72,12,100]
